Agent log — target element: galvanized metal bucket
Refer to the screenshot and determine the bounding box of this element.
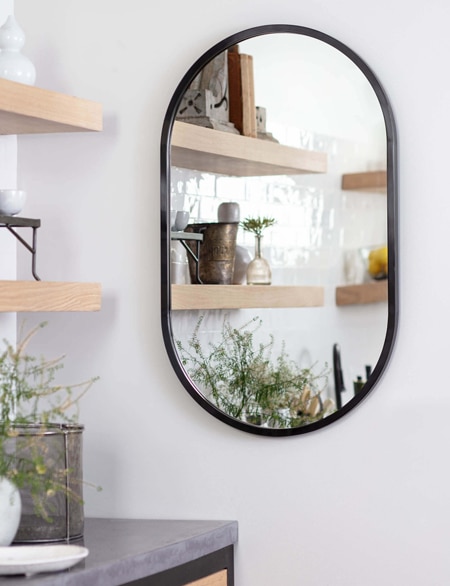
[185,222,238,284]
[9,423,84,543]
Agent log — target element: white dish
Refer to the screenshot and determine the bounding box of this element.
[0,544,88,576]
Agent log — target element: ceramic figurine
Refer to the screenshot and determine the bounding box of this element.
[0,15,36,85]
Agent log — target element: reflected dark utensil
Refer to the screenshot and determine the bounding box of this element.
[333,343,345,410]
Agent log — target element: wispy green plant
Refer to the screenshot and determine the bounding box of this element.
[240,216,276,237]
[0,322,99,521]
[176,316,334,428]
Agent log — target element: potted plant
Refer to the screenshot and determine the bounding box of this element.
[240,216,276,285]
[177,315,334,428]
[0,322,98,544]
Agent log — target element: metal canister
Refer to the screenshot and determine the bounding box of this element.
[185,222,238,284]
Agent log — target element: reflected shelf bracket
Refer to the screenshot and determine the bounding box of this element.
[171,231,204,284]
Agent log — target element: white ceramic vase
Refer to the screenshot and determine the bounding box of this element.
[0,477,22,546]
[0,15,36,86]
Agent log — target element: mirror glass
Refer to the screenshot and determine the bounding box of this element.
[161,25,397,436]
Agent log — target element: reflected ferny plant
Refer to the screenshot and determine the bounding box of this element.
[176,315,334,428]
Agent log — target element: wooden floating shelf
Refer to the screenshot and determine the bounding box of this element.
[341,170,387,193]
[335,281,388,306]
[171,121,327,177]
[171,284,324,310]
[0,281,102,312]
[0,78,102,134]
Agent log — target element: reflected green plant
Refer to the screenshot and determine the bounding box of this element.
[176,315,334,428]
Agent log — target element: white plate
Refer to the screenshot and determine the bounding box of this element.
[0,544,89,575]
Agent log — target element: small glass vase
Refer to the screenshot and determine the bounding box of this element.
[246,235,271,285]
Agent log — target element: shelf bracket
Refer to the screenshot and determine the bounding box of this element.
[0,216,41,281]
[171,231,204,284]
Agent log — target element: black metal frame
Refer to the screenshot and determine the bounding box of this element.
[160,24,398,437]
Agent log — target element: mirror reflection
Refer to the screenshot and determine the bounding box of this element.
[163,28,396,434]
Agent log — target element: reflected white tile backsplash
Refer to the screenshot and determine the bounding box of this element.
[171,128,386,288]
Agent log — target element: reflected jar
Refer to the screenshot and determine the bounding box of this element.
[246,235,271,285]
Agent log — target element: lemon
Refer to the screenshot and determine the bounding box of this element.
[368,246,388,277]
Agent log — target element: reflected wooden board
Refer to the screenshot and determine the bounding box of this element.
[172,284,324,310]
[171,121,327,177]
[335,281,388,306]
[341,171,387,193]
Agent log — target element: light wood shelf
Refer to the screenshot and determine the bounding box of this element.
[0,281,101,312]
[341,170,387,193]
[172,284,324,310]
[0,77,102,134]
[335,281,388,306]
[171,120,327,177]
[0,80,103,312]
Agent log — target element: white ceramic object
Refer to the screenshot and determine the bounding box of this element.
[233,245,252,284]
[0,477,21,547]
[218,202,240,223]
[0,15,36,86]
[173,210,190,231]
[0,544,89,575]
[0,189,26,215]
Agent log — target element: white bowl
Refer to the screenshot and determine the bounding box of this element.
[0,190,26,216]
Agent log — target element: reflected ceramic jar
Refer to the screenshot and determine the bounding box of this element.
[217,202,240,223]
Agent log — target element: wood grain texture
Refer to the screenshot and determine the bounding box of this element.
[335,281,388,306]
[172,284,324,310]
[171,121,327,177]
[227,48,243,134]
[184,570,227,586]
[341,171,387,193]
[239,53,256,138]
[0,78,102,134]
[0,281,102,311]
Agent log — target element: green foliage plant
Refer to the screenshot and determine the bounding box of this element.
[0,322,98,521]
[176,315,334,429]
[240,216,276,237]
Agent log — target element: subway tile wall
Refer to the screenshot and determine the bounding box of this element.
[171,128,387,289]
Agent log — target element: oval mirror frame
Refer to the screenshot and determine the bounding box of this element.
[160,24,398,436]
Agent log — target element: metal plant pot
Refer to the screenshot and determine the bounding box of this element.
[8,423,84,543]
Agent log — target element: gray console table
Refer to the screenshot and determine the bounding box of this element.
[0,518,238,586]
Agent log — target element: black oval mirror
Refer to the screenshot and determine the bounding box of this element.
[161,25,398,436]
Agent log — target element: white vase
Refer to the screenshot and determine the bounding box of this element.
[0,15,36,86]
[0,477,22,546]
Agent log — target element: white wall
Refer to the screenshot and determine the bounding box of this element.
[0,1,18,342]
[9,0,450,584]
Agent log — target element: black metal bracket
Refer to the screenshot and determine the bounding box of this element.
[171,231,204,284]
[0,215,41,280]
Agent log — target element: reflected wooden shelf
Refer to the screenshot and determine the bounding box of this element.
[0,281,101,312]
[171,121,327,177]
[172,284,324,310]
[335,281,388,306]
[0,77,102,134]
[341,170,387,193]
